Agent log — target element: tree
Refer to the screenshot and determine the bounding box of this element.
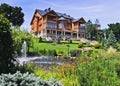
[86,20,97,40]
[0,3,24,26]
[11,26,32,56]
[0,14,15,74]
[108,23,120,40]
[97,29,104,42]
[106,30,117,49]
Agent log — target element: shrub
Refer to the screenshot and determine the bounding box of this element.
[58,51,64,56]
[69,39,72,44]
[92,42,102,49]
[70,50,77,57]
[39,37,42,43]
[0,71,63,86]
[107,46,117,54]
[51,41,57,46]
[77,58,120,86]
[70,50,82,57]
[78,41,83,48]
[117,43,120,51]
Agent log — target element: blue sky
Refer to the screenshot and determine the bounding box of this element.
[0,0,120,31]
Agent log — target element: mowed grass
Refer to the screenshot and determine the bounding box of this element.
[30,40,81,55]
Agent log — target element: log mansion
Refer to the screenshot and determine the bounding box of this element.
[30,8,86,40]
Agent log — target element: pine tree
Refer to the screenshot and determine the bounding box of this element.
[106,30,117,49]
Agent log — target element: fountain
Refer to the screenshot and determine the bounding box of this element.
[21,41,27,58]
[16,41,63,66]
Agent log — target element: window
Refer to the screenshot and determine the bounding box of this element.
[59,21,67,29]
[46,22,56,29]
[80,24,85,27]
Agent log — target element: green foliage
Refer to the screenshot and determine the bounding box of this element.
[106,30,117,49]
[77,57,120,86]
[47,49,57,56]
[97,29,104,42]
[51,41,57,46]
[0,14,15,74]
[57,37,61,44]
[69,39,72,44]
[92,42,102,49]
[30,41,80,56]
[70,50,82,57]
[117,43,120,51]
[108,23,120,40]
[39,37,42,43]
[0,71,63,86]
[0,3,24,26]
[79,49,99,61]
[86,20,97,40]
[58,51,64,56]
[78,41,83,48]
[31,48,57,56]
[11,26,32,56]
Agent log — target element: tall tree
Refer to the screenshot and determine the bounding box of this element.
[86,20,97,40]
[97,29,104,42]
[0,14,15,74]
[108,23,120,40]
[0,3,24,26]
[106,30,117,49]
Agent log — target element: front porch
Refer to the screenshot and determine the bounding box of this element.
[44,28,84,40]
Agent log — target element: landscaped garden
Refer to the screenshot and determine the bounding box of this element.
[0,3,120,86]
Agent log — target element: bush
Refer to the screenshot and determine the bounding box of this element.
[117,43,120,51]
[0,71,63,86]
[77,56,120,86]
[78,41,83,48]
[51,41,57,46]
[70,50,82,57]
[58,51,64,56]
[92,42,102,49]
[69,39,72,44]
[39,37,42,43]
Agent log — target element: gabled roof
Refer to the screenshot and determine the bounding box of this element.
[56,12,74,20]
[30,9,58,25]
[72,17,86,23]
[37,8,74,20]
[37,9,48,16]
[58,17,66,20]
[37,9,58,17]
[30,8,86,25]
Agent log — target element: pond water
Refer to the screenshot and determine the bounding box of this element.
[16,56,64,66]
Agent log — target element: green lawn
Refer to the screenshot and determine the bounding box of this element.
[30,40,81,55]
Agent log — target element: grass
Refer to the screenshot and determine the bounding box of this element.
[30,39,82,55]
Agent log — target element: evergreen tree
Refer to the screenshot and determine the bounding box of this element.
[86,20,96,40]
[0,14,15,74]
[106,30,117,49]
